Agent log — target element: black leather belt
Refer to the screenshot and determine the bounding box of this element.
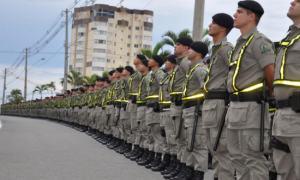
[277,99,292,108]
[229,92,262,102]
[183,100,203,109]
[137,103,146,107]
[205,92,228,100]
[147,103,155,108]
[129,95,137,100]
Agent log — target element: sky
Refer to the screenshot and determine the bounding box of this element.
[0,0,292,104]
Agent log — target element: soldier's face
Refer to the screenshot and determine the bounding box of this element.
[174,43,188,56]
[148,58,157,68]
[209,21,223,36]
[108,75,113,81]
[288,0,300,20]
[122,69,129,77]
[134,58,141,68]
[104,82,110,88]
[233,7,253,29]
[115,71,121,78]
[165,60,175,72]
[138,64,147,73]
[187,49,198,60]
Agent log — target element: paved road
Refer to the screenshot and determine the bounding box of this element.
[0,116,213,180]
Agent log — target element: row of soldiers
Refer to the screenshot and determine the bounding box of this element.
[2,0,300,179]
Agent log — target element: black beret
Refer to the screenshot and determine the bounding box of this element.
[71,89,76,91]
[212,13,234,31]
[166,55,177,64]
[66,90,71,94]
[177,37,193,47]
[105,79,111,84]
[141,59,149,67]
[75,88,79,91]
[238,0,264,18]
[151,55,164,67]
[125,66,134,75]
[116,67,124,73]
[83,84,90,87]
[109,70,115,76]
[137,54,146,61]
[96,77,102,82]
[79,87,85,93]
[190,41,209,57]
[90,84,95,87]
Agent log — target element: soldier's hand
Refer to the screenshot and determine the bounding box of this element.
[268,97,276,109]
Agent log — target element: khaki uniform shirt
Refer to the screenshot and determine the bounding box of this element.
[273,24,300,137]
[147,68,165,104]
[138,73,150,103]
[129,70,142,94]
[159,71,172,106]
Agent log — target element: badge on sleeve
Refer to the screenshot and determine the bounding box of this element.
[201,70,207,75]
[227,48,233,57]
[260,43,271,54]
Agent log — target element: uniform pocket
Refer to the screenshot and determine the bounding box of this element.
[228,102,249,125]
[202,103,217,125]
[137,107,146,121]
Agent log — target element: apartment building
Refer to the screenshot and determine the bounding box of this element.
[69,4,154,77]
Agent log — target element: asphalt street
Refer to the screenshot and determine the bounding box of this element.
[0,116,213,180]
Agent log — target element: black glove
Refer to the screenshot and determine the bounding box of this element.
[160,127,166,137]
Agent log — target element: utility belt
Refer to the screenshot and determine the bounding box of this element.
[270,136,291,153]
[205,91,229,100]
[121,103,127,111]
[229,91,263,103]
[170,94,183,106]
[276,92,300,113]
[160,104,171,112]
[137,103,146,107]
[106,102,113,105]
[114,102,122,108]
[147,102,160,112]
[183,99,204,109]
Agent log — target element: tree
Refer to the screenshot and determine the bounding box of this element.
[83,74,100,84]
[142,41,172,62]
[7,89,23,104]
[32,84,48,99]
[61,70,84,88]
[47,81,56,96]
[102,71,108,78]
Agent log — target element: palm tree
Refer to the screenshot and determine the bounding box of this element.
[7,89,23,103]
[83,74,100,84]
[142,42,172,62]
[47,81,56,96]
[32,84,48,99]
[61,70,84,88]
[102,71,108,78]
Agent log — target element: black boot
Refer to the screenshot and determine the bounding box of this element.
[170,164,187,180]
[102,135,112,145]
[161,155,177,175]
[269,171,277,180]
[138,151,155,166]
[185,167,195,180]
[163,161,182,179]
[125,145,138,158]
[120,143,131,154]
[193,171,204,180]
[152,154,171,172]
[115,140,125,152]
[145,153,162,169]
[130,148,144,161]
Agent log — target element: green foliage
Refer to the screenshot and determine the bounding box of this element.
[142,41,171,62]
[32,84,48,99]
[46,81,56,96]
[83,74,100,84]
[7,89,23,104]
[102,71,109,78]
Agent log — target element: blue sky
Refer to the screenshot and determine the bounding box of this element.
[0,0,292,103]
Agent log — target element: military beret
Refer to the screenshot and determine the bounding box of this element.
[71,89,76,91]
[109,70,115,76]
[66,90,71,94]
[137,54,146,61]
[125,66,134,75]
[105,79,111,84]
[116,67,124,73]
[96,77,102,82]
[75,88,79,91]
[190,41,209,57]
[90,84,95,88]
[79,87,85,93]
[151,55,164,67]
[83,84,90,87]
[141,59,149,67]
[238,0,264,17]
[166,55,177,64]
[177,37,193,47]
[212,13,234,30]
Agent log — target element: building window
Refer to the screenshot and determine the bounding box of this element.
[75,67,83,72]
[134,44,139,48]
[127,44,130,48]
[115,33,117,37]
[144,27,152,32]
[135,26,140,30]
[77,50,84,54]
[107,41,112,45]
[143,44,152,50]
[92,67,104,71]
[126,61,130,65]
[143,36,152,41]
[94,39,106,44]
[97,9,115,18]
[108,23,113,27]
[76,59,84,63]
[94,30,107,35]
[113,60,115,64]
[107,50,112,54]
[114,42,116,46]
[128,35,131,39]
[95,21,107,26]
[127,53,130,56]
[128,26,131,30]
[77,41,84,45]
[93,48,106,53]
[78,24,86,28]
[135,35,140,39]
[108,32,113,36]
[120,47,122,50]
[107,59,111,63]
[78,32,85,36]
[92,57,105,62]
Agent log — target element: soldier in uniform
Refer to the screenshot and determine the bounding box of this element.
[202,13,235,180]
[93,78,105,139]
[226,1,275,180]
[124,54,146,159]
[155,55,177,173]
[272,0,300,179]
[80,85,90,131]
[164,37,194,179]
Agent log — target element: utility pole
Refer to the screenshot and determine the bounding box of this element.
[63,9,69,92]
[192,0,205,41]
[2,68,7,104]
[24,48,28,101]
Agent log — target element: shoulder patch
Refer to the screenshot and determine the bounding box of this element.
[260,42,271,54]
[201,70,207,75]
[227,48,233,57]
